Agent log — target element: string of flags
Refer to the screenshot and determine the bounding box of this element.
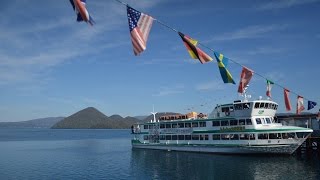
[69,0,318,114]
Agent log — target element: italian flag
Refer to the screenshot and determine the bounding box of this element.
[266,80,274,98]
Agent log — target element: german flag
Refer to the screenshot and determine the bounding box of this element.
[178,32,212,64]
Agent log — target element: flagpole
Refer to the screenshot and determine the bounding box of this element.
[112,0,317,105]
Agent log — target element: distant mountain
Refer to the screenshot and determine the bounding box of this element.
[134,115,148,121]
[0,117,64,128]
[51,107,140,129]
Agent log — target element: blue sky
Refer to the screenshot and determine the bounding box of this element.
[1,0,320,122]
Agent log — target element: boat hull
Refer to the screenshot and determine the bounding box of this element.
[132,143,302,155]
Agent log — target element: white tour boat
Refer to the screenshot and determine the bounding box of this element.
[131,92,313,154]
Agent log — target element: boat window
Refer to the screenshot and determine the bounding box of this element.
[249,134,255,140]
[230,120,238,126]
[296,132,309,138]
[199,122,206,127]
[172,123,178,128]
[192,135,199,140]
[200,134,206,140]
[229,106,234,112]
[256,118,262,124]
[275,105,278,110]
[221,120,229,126]
[269,133,281,139]
[282,133,288,139]
[288,133,296,139]
[160,135,165,140]
[243,103,250,109]
[265,118,271,124]
[221,134,230,140]
[166,135,172,140]
[178,135,184,140]
[178,123,185,128]
[254,103,260,108]
[239,119,245,125]
[234,104,243,110]
[259,103,265,108]
[172,135,178,140]
[192,122,199,127]
[222,107,229,112]
[160,124,165,129]
[230,134,239,140]
[264,103,269,109]
[144,125,149,129]
[246,119,253,125]
[268,103,273,109]
[185,135,191,140]
[204,135,209,140]
[270,104,275,109]
[185,122,191,128]
[212,121,220,126]
[240,134,249,140]
[212,134,221,140]
[165,124,171,129]
[261,118,266,124]
[144,135,149,140]
[258,134,268,139]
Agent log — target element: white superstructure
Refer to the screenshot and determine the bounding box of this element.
[131,98,313,154]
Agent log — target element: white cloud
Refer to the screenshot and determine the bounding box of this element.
[153,85,184,96]
[247,47,287,55]
[209,24,287,41]
[257,0,320,10]
[0,0,164,87]
[195,80,226,91]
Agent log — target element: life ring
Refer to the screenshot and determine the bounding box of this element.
[225,111,230,116]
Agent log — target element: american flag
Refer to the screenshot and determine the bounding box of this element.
[127,6,154,55]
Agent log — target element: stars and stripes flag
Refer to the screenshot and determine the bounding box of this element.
[266,79,274,98]
[213,52,235,84]
[296,95,305,114]
[69,0,95,25]
[307,101,317,110]
[238,66,254,93]
[127,6,154,56]
[178,32,213,64]
[284,88,292,111]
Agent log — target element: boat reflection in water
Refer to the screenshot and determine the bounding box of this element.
[130,148,319,179]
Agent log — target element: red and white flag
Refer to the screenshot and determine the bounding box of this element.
[284,89,292,111]
[296,95,305,114]
[238,66,254,93]
[127,6,154,55]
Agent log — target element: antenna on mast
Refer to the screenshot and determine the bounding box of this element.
[151,105,157,122]
[242,85,251,102]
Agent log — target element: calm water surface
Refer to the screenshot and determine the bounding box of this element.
[0,129,319,180]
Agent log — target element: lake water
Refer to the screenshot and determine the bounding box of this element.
[0,129,320,180]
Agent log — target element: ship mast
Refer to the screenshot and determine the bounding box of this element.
[151,105,157,122]
[241,85,251,102]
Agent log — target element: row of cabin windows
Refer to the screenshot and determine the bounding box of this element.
[212,119,252,126]
[144,134,209,141]
[223,102,278,112]
[254,102,278,110]
[234,103,251,110]
[255,117,273,125]
[144,122,207,129]
[143,132,308,141]
[212,134,255,140]
[257,132,308,139]
[144,119,253,129]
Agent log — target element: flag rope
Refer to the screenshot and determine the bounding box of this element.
[113,0,317,105]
